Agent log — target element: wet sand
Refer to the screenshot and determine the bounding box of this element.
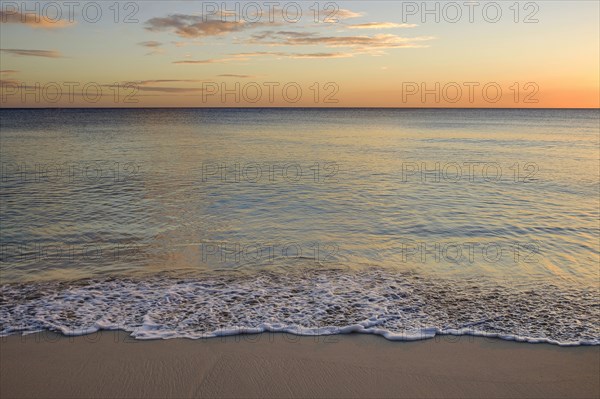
[1,331,598,398]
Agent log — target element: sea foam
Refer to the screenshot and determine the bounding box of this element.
[1,268,598,345]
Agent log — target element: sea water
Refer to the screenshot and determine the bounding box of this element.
[1,108,598,344]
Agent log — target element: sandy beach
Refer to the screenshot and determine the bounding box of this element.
[1,331,598,398]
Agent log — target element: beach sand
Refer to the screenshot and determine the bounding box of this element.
[1,331,598,398]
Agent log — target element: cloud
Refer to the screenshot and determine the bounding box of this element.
[0,78,21,86]
[173,60,214,65]
[233,51,286,57]
[173,50,355,65]
[172,55,251,64]
[0,49,63,58]
[288,52,353,59]
[331,9,363,21]
[206,6,362,23]
[218,74,255,78]
[173,59,224,65]
[0,10,73,29]
[104,81,206,94]
[247,31,434,49]
[0,70,19,75]
[347,22,418,29]
[233,51,353,59]
[137,79,204,84]
[138,41,164,56]
[249,30,314,41]
[138,41,162,48]
[136,86,202,93]
[145,14,251,38]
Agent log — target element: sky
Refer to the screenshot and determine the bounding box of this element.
[0,0,598,107]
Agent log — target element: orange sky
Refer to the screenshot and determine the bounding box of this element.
[1,1,598,107]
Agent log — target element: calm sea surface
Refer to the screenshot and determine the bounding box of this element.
[1,109,598,344]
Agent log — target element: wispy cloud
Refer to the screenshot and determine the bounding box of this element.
[329,9,363,21]
[173,59,225,65]
[218,74,255,78]
[233,51,286,57]
[138,41,163,48]
[1,49,63,58]
[347,22,418,29]
[0,70,19,75]
[287,52,353,59]
[144,7,366,39]
[254,30,310,39]
[103,82,204,94]
[0,78,21,86]
[146,15,252,38]
[0,10,73,29]
[137,79,204,84]
[138,41,164,56]
[136,86,202,93]
[246,31,434,49]
[172,56,249,64]
[234,51,353,59]
[173,50,356,65]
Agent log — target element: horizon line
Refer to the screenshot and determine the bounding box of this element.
[1,107,599,110]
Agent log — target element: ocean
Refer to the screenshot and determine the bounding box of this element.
[1,108,598,344]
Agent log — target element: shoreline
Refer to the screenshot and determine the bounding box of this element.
[1,331,598,398]
[3,327,597,347]
[3,269,597,346]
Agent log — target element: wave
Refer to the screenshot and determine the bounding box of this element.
[1,268,598,345]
